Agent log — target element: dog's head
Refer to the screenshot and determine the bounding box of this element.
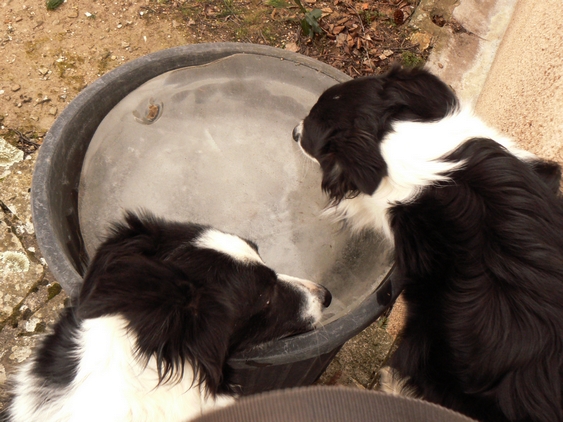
[293,66,458,203]
[77,212,331,395]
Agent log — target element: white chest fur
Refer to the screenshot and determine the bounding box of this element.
[10,315,234,422]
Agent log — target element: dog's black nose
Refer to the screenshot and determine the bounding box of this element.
[292,122,303,143]
[319,286,332,308]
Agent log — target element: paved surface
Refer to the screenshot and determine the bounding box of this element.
[1,0,561,412]
[475,0,563,159]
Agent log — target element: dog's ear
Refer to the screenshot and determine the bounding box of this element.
[78,254,231,395]
[383,66,458,121]
[320,129,387,202]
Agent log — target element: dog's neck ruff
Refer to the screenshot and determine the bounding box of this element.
[11,315,233,422]
[328,108,534,242]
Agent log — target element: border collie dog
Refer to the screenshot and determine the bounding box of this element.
[293,67,563,422]
[5,212,331,422]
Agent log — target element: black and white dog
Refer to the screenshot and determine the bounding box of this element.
[5,212,331,422]
[293,67,563,422]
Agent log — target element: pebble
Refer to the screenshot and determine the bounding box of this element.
[0,136,24,166]
[0,364,6,384]
[284,42,299,52]
[409,32,432,51]
[48,107,58,116]
[25,318,39,333]
[11,84,21,92]
[10,345,32,363]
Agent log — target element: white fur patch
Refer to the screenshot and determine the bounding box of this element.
[9,316,233,422]
[278,274,324,324]
[329,108,536,242]
[194,229,263,264]
[378,366,419,398]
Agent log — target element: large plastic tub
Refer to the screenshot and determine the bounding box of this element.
[31,43,400,395]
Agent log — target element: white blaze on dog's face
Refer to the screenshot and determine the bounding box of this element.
[194,229,263,264]
[276,274,329,323]
[194,228,331,335]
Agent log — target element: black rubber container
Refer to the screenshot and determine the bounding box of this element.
[31,43,401,395]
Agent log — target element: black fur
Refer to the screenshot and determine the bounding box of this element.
[294,67,563,421]
[30,307,81,387]
[390,139,563,421]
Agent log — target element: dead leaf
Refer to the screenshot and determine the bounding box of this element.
[409,32,432,51]
[333,25,345,35]
[285,42,300,52]
[347,34,355,50]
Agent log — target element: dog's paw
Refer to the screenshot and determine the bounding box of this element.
[378,366,419,398]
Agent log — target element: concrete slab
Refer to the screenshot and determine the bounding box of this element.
[475,0,563,161]
[423,0,519,105]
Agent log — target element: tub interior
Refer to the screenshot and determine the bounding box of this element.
[78,53,393,325]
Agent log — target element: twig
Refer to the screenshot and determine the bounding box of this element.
[344,3,370,61]
[379,44,418,52]
[10,128,41,147]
